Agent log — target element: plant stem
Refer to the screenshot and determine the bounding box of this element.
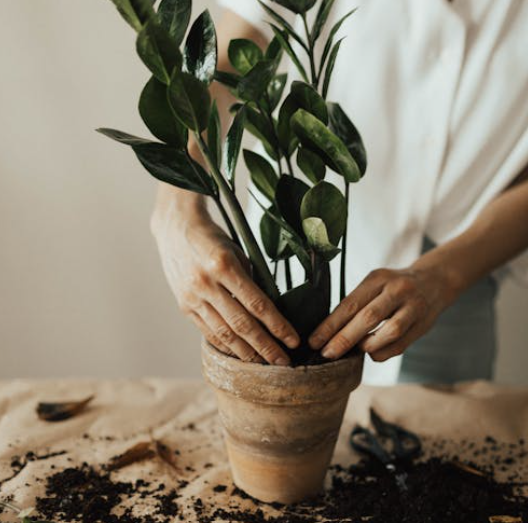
[340,182,350,301]
[302,13,318,89]
[214,195,242,249]
[284,258,292,290]
[194,133,279,301]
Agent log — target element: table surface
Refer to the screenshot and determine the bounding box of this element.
[1,379,527,522]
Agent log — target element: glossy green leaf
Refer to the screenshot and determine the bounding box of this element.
[311,0,337,43]
[291,81,328,123]
[260,205,292,260]
[207,101,222,169]
[291,109,361,182]
[271,0,317,15]
[328,102,367,176]
[97,129,216,195]
[213,70,240,89]
[265,35,284,62]
[259,1,309,52]
[228,39,263,75]
[275,175,310,235]
[237,60,277,101]
[245,106,279,161]
[184,9,217,84]
[302,217,341,260]
[320,8,357,74]
[300,180,347,244]
[158,0,191,45]
[269,25,309,83]
[109,0,155,32]
[322,37,343,99]
[244,150,278,201]
[168,70,211,131]
[267,73,288,112]
[224,106,246,187]
[139,76,188,148]
[136,20,183,84]
[277,94,300,156]
[297,147,326,183]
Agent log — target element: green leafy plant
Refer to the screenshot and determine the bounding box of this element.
[99,0,367,360]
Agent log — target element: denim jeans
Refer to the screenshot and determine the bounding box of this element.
[398,238,498,384]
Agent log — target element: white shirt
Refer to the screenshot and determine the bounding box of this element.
[218,0,528,381]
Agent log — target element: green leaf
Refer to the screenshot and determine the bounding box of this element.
[277,94,300,156]
[322,37,344,99]
[244,150,278,201]
[311,0,337,43]
[139,76,188,148]
[224,106,246,187]
[259,1,309,52]
[158,0,191,46]
[136,20,183,84]
[168,70,211,131]
[228,39,263,75]
[260,205,291,260]
[291,81,328,123]
[184,9,217,85]
[207,101,222,169]
[275,175,310,235]
[265,35,284,62]
[268,73,288,112]
[98,129,216,195]
[213,70,240,89]
[245,106,279,160]
[297,147,326,183]
[277,281,329,341]
[109,0,155,32]
[302,217,341,260]
[271,0,317,15]
[96,128,154,146]
[269,25,309,83]
[237,60,277,101]
[327,102,367,176]
[291,108,361,182]
[320,8,357,74]
[300,180,347,245]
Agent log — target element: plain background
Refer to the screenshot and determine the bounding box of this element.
[0,0,526,383]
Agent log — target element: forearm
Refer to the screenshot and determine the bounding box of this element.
[413,168,528,300]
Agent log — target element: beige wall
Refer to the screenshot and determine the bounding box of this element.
[0,1,526,383]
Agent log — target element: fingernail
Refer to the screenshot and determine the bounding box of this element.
[274,356,290,366]
[321,346,336,359]
[284,335,299,349]
[309,335,324,350]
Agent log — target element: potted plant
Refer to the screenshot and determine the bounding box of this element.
[99,0,367,503]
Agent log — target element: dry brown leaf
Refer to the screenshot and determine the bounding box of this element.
[107,442,156,471]
[36,395,94,422]
[155,440,180,472]
[489,516,522,523]
[451,460,488,478]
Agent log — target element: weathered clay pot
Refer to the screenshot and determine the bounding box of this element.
[201,340,364,504]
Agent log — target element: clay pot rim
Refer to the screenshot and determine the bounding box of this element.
[202,339,361,374]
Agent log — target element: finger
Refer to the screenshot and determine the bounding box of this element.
[188,312,237,358]
[358,303,421,354]
[197,302,265,364]
[367,324,425,363]
[321,291,401,360]
[221,264,300,349]
[211,286,291,366]
[309,275,385,350]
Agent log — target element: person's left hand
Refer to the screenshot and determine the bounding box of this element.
[308,266,458,362]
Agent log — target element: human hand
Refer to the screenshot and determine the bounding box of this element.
[151,203,300,365]
[308,266,458,362]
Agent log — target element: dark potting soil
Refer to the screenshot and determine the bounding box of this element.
[25,437,527,523]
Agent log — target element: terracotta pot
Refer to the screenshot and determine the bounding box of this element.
[201,340,364,504]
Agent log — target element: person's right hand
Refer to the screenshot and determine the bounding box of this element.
[151,200,300,365]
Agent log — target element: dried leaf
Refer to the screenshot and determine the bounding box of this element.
[451,460,488,478]
[155,440,180,471]
[107,442,155,471]
[36,395,94,422]
[489,517,523,523]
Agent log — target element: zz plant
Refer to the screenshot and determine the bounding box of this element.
[99,0,367,362]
